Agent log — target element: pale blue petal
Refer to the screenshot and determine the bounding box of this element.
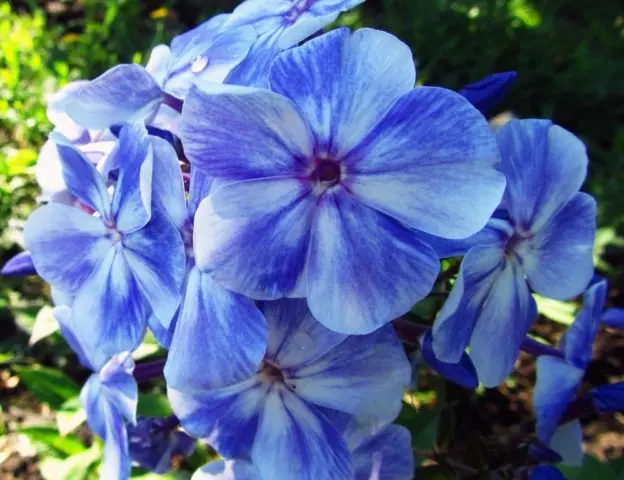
[420,331,479,389]
[346,87,504,239]
[261,299,347,369]
[496,119,588,232]
[469,259,538,387]
[122,210,186,328]
[308,190,440,334]
[193,460,260,480]
[169,14,230,71]
[100,400,131,480]
[81,375,107,438]
[180,83,313,180]
[550,421,584,467]
[53,64,163,129]
[151,135,186,229]
[24,204,111,295]
[534,356,584,444]
[270,28,415,156]
[225,31,282,89]
[165,266,267,391]
[278,11,340,49]
[188,168,213,217]
[145,44,171,86]
[148,313,176,349]
[561,279,606,370]
[521,192,596,300]
[72,248,147,358]
[602,308,624,328]
[54,306,107,372]
[99,352,138,425]
[1,251,37,277]
[352,425,414,480]
[342,414,397,451]
[110,123,153,233]
[590,382,624,413]
[193,178,315,299]
[51,137,110,217]
[226,0,288,35]
[251,388,353,480]
[291,325,411,418]
[168,377,265,459]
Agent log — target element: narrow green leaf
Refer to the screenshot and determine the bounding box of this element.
[13,364,81,410]
[18,426,86,457]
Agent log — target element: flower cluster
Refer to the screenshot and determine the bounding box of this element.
[3,0,624,478]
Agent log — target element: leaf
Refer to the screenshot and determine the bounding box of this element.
[396,399,441,451]
[416,465,456,479]
[137,393,172,418]
[0,351,16,363]
[13,364,81,410]
[56,397,87,436]
[29,305,60,346]
[39,443,101,480]
[18,426,86,457]
[559,455,618,480]
[534,294,577,326]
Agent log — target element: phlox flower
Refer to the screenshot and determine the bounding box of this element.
[533,278,607,466]
[24,123,186,356]
[54,306,138,480]
[181,27,505,334]
[51,18,256,130]
[432,118,597,386]
[167,299,412,480]
[193,415,414,479]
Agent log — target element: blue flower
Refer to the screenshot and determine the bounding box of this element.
[533,279,607,466]
[54,306,138,480]
[192,415,414,480]
[181,28,505,334]
[24,123,186,357]
[51,19,256,130]
[432,118,597,386]
[590,381,624,413]
[127,417,196,474]
[148,148,268,389]
[167,298,412,480]
[458,71,517,115]
[1,251,36,277]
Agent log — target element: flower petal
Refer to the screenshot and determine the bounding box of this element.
[179,83,313,180]
[54,305,105,371]
[169,14,230,70]
[345,86,504,239]
[165,267,268,391]
[194,178,315,299]
[24,204,111,295]
[458,71,517,115]
[602,308,624,328]
[590,382,624,413]
[168,377,265,459]
[261,299,347,369]
[225,31,282,89]
[269,28,415,156]
[534,356,584,444]
[52,64,163,129]
[561,279,606,370]
[550,421,584,467]
[100,400,132,480]
[352,424,414,480]
[251,388,353,480]
[530,465,567,480]
[496,119,588,232]
[188,169,213,218]
[151,135,187,229]
[122,210,186,327]
[110,123,153,233]
[51,133,110,215]
[432,244,507,363]
[291,325,411,418]
[71,248,147,357]
[420,331,479,389]
[99,352,138,425]
[521,192,596,300]
[468,259,538,387]
[307,190,440,334]
[193,460,260,480]
[1,251,37,277]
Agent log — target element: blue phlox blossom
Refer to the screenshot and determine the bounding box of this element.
[50,17,255,131]
[128,416,196,474]
[224,0,366,87]
[168,298,412,480]
[1,250,36,277]
[419,331,479,389]
[181,27,505,334]
[533,278,607,466]
[148,145,268,388]
[23,123,186,357]
[432,118,597,387]
[192,415,414,480]
[54,305,138,480]
[458,71,518,115]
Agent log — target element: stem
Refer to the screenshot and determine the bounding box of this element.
[392,316,565,358]
[133,358,166,381]
[163,93,183,113]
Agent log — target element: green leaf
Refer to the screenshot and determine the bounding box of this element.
[13,364,81,410]
[396,400,441,451]
[559,455,619,480]
[39,443,101,480]
[137,393,172,418]
[534,294,577,326]
[18,426,86,457]
[0,351,16,363]
[56,397,87,436]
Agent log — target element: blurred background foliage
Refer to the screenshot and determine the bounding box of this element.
[0,0,623,478]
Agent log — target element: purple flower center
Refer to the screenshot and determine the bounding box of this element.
[260,361,286,384]
[505,230,532,259]
[311,158,341,186]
